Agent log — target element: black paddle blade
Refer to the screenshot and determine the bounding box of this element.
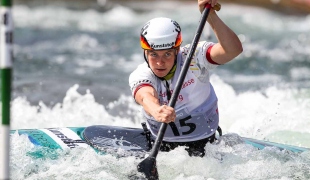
[137,157,159,180]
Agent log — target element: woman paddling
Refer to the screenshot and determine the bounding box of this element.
[129,0,243,157]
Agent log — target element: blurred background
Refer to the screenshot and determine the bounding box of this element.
[10,0,310,107]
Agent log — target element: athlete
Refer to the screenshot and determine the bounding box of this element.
[129,0,243,157]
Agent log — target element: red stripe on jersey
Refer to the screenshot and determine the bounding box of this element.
[133,84,153,98]
[206,45,220,65]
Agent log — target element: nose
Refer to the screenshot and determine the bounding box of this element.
[156,57,165,66]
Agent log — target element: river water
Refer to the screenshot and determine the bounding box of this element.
[3,1,310,179]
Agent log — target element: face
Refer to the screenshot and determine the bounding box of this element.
[146,49,178,77]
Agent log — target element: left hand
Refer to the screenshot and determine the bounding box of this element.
[198,0,218,13]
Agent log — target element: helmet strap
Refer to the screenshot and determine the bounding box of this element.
[143,51,150,68]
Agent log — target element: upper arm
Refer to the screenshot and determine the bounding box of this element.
[209,43,238,65]
[129,62,157,99]
[134,85,159,106]
[206,12,243,65]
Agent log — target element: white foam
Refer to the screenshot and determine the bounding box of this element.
[10,76,310,179]
[211,75,310,148]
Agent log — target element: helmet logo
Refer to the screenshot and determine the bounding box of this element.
[150,42,175,49]
[141,22,150,36]
[171,20,181,33]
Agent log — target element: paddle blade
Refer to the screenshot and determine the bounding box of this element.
[137,157,158,180]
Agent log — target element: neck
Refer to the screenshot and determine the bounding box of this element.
[163,63,176,80]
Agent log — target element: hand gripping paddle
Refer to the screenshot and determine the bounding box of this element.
[137,3,221,180]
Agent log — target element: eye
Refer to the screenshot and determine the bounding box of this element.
[150,53,157,57]
[165,52,172,57]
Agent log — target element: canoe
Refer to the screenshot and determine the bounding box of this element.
[11,125,309,156]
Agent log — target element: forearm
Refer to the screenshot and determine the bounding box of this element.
[207,11,243,64]
[135,87,176,123]
[137,92,161,117]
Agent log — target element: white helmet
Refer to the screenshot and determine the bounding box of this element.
[140,17,182,50]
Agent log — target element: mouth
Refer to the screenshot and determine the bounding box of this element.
[156,68,166,72]
[154,68,168,77]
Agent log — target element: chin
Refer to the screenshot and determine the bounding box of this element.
[156,72,168,78]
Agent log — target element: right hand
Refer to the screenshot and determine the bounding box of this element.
[152,105,176,124]
[198,0,218,13]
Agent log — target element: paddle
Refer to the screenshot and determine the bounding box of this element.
[137,3,220,179]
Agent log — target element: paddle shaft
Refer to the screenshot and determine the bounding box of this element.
[148,3,213,159]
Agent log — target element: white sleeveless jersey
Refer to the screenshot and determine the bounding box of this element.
[129,41,219,142]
